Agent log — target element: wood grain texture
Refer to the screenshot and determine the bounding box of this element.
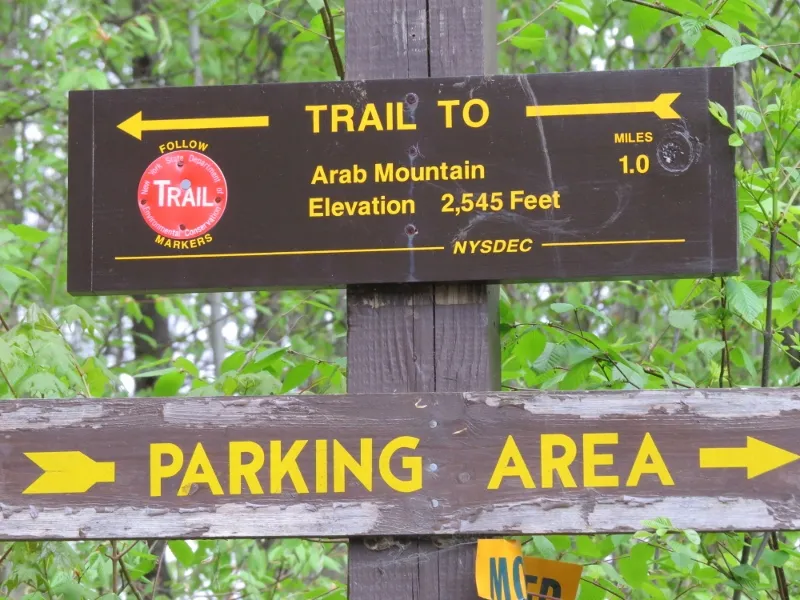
[1,390,800,541]
[345,0,496,597]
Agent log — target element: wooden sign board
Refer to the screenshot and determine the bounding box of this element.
[1,389,797,540]
[67,67,737,295]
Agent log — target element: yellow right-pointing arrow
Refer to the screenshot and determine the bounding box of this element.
[699,437,799,479]
[526,92,681,120]
[23,451,116,494]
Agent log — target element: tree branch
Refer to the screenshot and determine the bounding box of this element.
[621,0,800,79]
[321,0,345,79]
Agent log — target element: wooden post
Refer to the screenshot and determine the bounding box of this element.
[345,1,498,597]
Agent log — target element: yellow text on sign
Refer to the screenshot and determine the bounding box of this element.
[487,432,675,490]
[149,436,422,497]
[476,539,583,600]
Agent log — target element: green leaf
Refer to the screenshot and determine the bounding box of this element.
[743,280,769,295]
[628,4,662,43]
[243,347,288,374]
[52,581,91,600]
[728,133,744,146]
[0,267,21,297]
[618,543,654,588]
[131,15,157,40]
[761,548,790,567]
[127,550,158,580]
[731,563,759,583]
[736,104,762,128]
[168,540,195,567]
[281,360,316,393]
[557,2,594,28]
[730,346,757,379]
[698,340,725,360]
[577,581,606,600]
[509,34,546,50]
[549,535,572,552]
[517,329,546,364]
[248,2,267,23]
[18,372,69,398]
[0,338,13,366]
[221,350,247,374]
[684,528,701,544]
[550,302,575,313]
[673,278,702,306]
[726,278,762,323]
[720,44,763,66]
[85,68,109,90]
[4,265,43,288]
[576,536,601,558]
[642,516,674,531]
[61,305,97,331]
[668,309,696,330]
[8,224,49,243]
[739,212,758,245]
[661,0,708,16]
[560,358,594,390]
[670,548,694,569]
[306,0,325,10]
[781,286,800,307]
[497,18,524,33]
[174,357,199,378]
[509,24,547,50]
[710,20,742,46]
[222,375,238,395]
[680,17,703,47]
[293,12,325,41]
[709,100,732,128]
[134,367,177,379]
[154,370,185,396]
[84,357,111,397]
[532,535,557,559]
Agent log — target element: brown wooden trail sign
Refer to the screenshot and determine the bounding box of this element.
[67,67,737,295]
[2,388,798,541]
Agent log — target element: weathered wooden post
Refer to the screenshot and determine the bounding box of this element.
[344,1,498,597]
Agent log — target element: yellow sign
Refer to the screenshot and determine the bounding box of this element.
[699,436,800,479]
[476,539,583,600]
[526,93,681,120]
[24,451,115,494]
[117,111,270,140]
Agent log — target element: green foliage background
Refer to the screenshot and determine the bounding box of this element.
[0,0,798,597]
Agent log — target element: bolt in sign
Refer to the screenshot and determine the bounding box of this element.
[138,150,227,239]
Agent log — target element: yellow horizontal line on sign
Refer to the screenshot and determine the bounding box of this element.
[542,239,685,247]
[115,246,445,261]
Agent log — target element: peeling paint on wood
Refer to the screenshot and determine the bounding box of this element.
[1,389,798,540]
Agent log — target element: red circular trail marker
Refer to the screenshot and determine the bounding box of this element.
[138,150,227,240]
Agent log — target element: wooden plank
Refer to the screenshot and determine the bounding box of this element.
[2,389,798,539]
[66,66,738,295]
[344,0,496,597]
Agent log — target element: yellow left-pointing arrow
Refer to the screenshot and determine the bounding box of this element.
[23,451,115,494]
[699,437,799,479]
[117,111,270,140]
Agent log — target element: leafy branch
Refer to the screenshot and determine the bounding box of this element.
[620,0,800,78]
